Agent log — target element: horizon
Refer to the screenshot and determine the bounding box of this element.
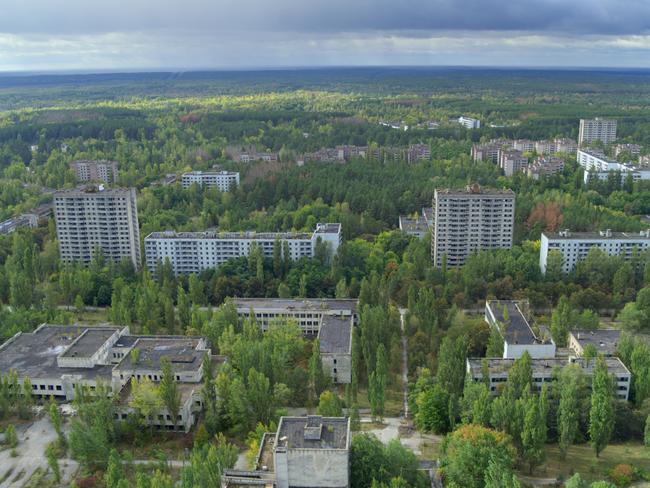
[2,0,650,71]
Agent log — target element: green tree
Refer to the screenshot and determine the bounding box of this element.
[558,365,583,458]
[129,377,163,430]
[484,456,522,488]
[589,356,614,457]
[309,340,327,403]
[5,423,17,448]
[317,391,343,417]
[46,444,61,483]
[645,414,650,447]
[159,357,181,429]
[443,424,516,488]
[177,284,191,330]
[550,296,572,346]
[415,384,450,434]
[105,449,124,488]
[521,387,547,474]
[436,335,468,397]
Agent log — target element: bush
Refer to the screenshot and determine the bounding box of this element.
[609,464,635,487]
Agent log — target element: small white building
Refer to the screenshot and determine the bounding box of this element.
[485,300,555,359]
[181,171,240,191]
[458,116,481,129]
[540,229,650,274]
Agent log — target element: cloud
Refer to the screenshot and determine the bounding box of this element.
[1,1,650,69]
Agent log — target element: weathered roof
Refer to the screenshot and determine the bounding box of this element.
[318,316,352,355]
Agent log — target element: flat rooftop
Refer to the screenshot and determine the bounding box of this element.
[543,230,650,240]
[53,186,133,197]
[399,216,429,234]
[570,329,620,356]
[114,336,205,373]
[468,356,630,377]
[183,171,238,176]
[318,315,352,354]
[145,230,313,240]
[232,298,357,314]
[61,327,121,359]
[0,325,115,380]
[436,186,515,197]
[313,223,341,234]
[487,300,542,346]
[276,416,349,450]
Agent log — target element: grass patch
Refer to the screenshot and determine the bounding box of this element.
[522,442,650,482]
[419,439,442,460]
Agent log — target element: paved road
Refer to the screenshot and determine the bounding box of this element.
[0,416,78,488]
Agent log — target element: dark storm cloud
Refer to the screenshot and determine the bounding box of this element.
[2,0,650,37]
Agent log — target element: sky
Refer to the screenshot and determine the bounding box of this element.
[1,0,650,71]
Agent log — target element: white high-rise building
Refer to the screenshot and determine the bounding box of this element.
[145,223,341,275]
[431,185,515,267]
[181,171,240,191]
[578,118,617,145]
[54,186,141,269]
[540,229,650,274]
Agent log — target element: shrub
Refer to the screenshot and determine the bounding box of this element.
[610,464,635,487]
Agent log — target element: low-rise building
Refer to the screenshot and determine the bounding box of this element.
[222,415,350,488]
[466,356,631,400]
[458,116,481,129]
[399,214,430,238]
[181,171,240,191]
[527,157,565,180]
[568,329,621,357]
[232,298,357,383]
[471,140,508,163]
[145,223,341,276]
[0,204,53,235]
[540,229,650,274]
[318,315,353,384]
[0,324,224,432]
[614,143,642,158]
[485,300,555,359]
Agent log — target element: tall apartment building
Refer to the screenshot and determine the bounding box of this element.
[527,157,565,180]
[69,160,119,184]
[540,229,650,274]
[431,185,515,267]
[145,223,341,275]
[578,118,617,145]
[54,186,141,269]
[406,144,431,163]
[181,171,240,191]
[499,149,528,177]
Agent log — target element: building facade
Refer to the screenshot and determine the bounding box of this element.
[0,324,223,432]
[145,223,341,276]
[458,116,481,129]
[232,298,357,383]
[540,229,650,274]
[466,356,631,400]
[499,150,529,177]
[578,118,617,145]
[70,160,119,184]
[54,186,141,269]
[181,171,240,191]
[222,416,350,488]
[431,185,515,267]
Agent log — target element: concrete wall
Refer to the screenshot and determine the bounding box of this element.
[275,448,349,488]
[322,353,351,384]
